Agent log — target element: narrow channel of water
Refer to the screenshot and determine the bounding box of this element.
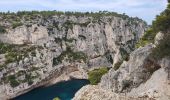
[13,79,89,100]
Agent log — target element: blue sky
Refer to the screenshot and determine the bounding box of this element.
[0,0,167,24]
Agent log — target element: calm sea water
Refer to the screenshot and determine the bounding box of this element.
[13,79,89,100]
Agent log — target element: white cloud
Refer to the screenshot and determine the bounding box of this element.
[0,0,167,24]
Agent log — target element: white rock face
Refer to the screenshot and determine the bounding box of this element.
[0,24,48,45]
[100,44,156,92]
[128,68,170,100]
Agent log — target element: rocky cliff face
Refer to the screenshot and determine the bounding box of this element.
[0,12,147,99]
[100,44,156,92]
[73,32,170,100]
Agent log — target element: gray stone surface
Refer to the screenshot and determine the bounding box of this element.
[100,44,156,92]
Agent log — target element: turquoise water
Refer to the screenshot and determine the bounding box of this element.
[13,79,89,100]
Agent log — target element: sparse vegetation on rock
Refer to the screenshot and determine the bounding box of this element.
[136,0,170,60]
[136,28,156,48]
[0,42,38,69]
[0,26,6,33]
[7,75,20,88]
[53,47,87,66]
[88,67,109,85]
[114,61,123,70]
[12,22,23,29]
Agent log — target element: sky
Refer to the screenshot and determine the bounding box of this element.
[0,0,168,24]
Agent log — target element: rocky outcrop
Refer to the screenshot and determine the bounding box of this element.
[128,66,170,100]
[100,44,160,93]
[74,33,170,100]
[73,85,126,100]
[73,85,150,100]
[154,32,164,45]
[126,57,170,100]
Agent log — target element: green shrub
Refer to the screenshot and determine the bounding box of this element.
[62,20,74,30]
[135,40,150,48]
[65,38,76,43]
[5,52,18,63]
[0,26,6,33]
[72,51,87,62]
[12,22,23,29]
[120,48,130,61]
[28,80,34,85]
[78,35,86,40]
[132,32,136,37]
[55,37,76,43]
[23,74,36,85]
[152,12,170,33]
[16,70,26,76]
[53,57,60,66]
[135,28,156,48]
[10,79,20,87]
[31,51,36,57]
[0,64,5,69]
[54,38,62,43]
[53,47,87,66]
[150,34,170,60]
[53,97,60,100]
[0,43,13,54]
[146,0,170,59]
[148,0,170,34]
[105,51,113,64]
[8,75,20,87]
[88,67,109,85]
[114,61,123,70]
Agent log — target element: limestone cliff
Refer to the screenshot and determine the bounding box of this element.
[73,32,170,100]
[0,12,147,99]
